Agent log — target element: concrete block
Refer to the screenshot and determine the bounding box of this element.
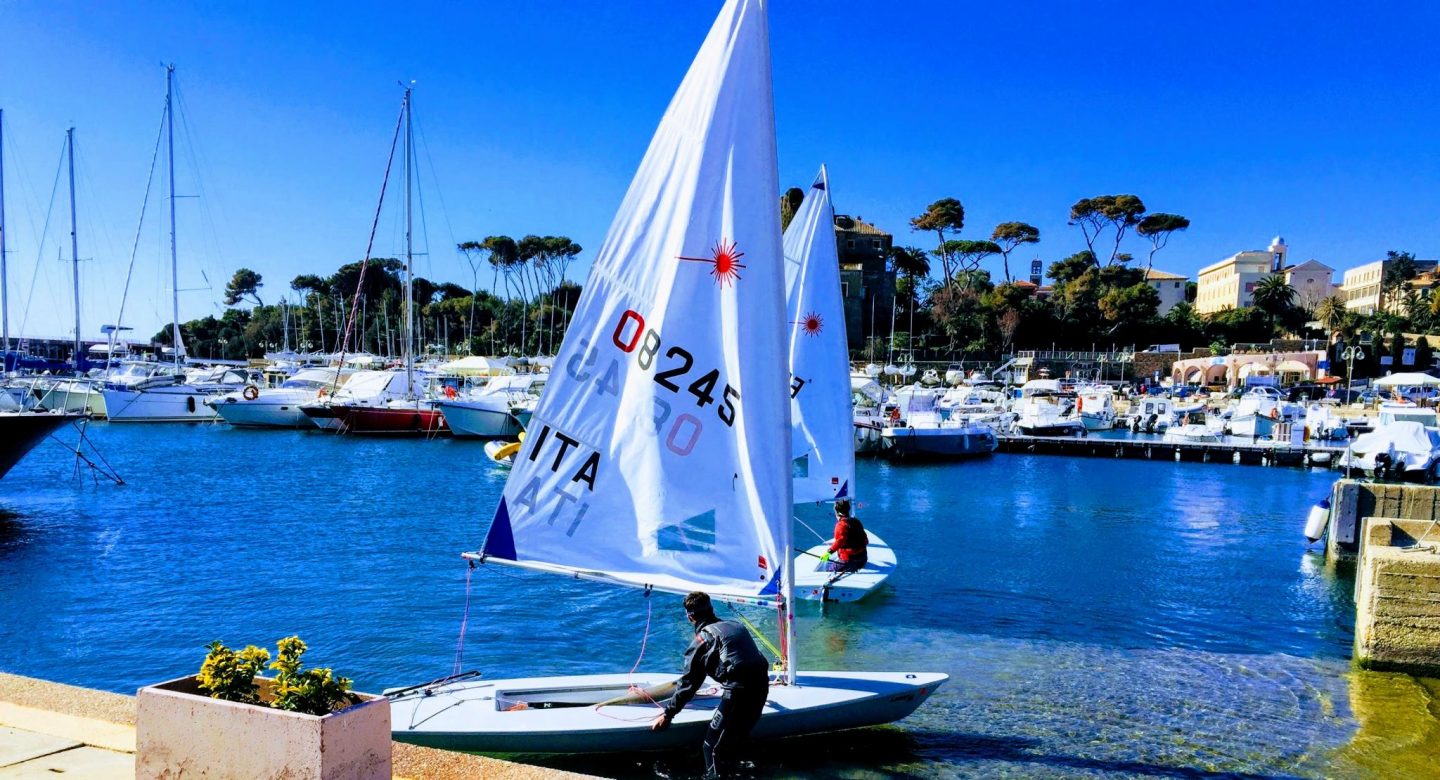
[1354,518,1440,676]
[0,727,78,768]
[136,676,390,780]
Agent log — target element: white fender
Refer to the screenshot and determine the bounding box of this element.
[1304,498,1331,543]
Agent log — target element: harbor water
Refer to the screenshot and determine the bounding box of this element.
[2,423,1438,778]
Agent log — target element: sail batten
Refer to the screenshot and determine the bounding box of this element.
[784,166,856,503]
[482,0,789,600]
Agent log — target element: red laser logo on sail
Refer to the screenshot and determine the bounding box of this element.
[679,239,746,287]
[795,312,823,336]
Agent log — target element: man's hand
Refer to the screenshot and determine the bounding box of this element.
[651,712,672,731]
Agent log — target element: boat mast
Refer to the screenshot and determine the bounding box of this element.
[0,109,8,356]
[166,64,181,368]
[402,84,414,395]
[67,127,81,368]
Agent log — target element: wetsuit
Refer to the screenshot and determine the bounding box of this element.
[826,515,868,573]
[663,616,770,777]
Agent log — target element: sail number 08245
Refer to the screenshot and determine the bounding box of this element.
[613,309,738,427]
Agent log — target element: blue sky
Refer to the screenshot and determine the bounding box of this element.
[2,1,1438,341]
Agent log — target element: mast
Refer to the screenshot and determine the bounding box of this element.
[165,64,181,368]
[67,127,81,367]
[402,84,415,395]
[0,109,8,355]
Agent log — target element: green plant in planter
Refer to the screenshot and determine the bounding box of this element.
[195,636,354,716]
[269,636,355,716]
[197,641,270,705]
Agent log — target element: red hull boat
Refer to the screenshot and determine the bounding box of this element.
[331,403,449,435]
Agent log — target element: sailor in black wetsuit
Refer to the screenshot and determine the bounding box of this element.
[650,591,771,778]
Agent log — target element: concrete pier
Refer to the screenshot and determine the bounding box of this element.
[1325,480,1440,562]
[1353,518,1440,675]
[996,433,1335,469]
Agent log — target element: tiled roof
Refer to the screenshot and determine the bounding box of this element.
[833,215,890,237]
[1145,269,1186,281]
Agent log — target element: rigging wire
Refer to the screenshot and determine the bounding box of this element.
[172,74,231,285]
[331,93,406,386]
[16,139,66,337]
[114,103,169,336]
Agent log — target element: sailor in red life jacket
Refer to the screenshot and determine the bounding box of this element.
[820,499,868,573]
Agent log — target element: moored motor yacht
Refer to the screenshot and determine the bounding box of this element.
[102,363,253,423]
[433,374,547,439]
[209,367,353,428]
[1014,379,1084,436]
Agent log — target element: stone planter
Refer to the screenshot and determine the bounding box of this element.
[136,675,391,779]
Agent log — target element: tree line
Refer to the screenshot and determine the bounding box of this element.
[151,235,583,361]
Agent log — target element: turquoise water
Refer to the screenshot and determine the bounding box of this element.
[2,423,1437,778]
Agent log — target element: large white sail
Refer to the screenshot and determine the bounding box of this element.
[784,166,855,503]
[482,0,790,603]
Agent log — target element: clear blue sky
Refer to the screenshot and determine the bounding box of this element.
[3,1,1439,341]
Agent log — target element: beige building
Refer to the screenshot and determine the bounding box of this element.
[1339,257,1437,315]
[1144,269,1187,315]
[1195,237,1289,314]
[1281,258,1337,311]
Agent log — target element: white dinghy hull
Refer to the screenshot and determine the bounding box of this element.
[794,531,894,602]
[389,670,946,754]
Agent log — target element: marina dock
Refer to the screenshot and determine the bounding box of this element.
[0,672,592,780]
[995,433,1341,468]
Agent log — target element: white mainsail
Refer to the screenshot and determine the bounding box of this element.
[783,166,855,503]
[482,0,790,604]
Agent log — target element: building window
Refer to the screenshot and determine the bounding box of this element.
[1245,282,1257,293]
[871,239,881,249]
[847,239,855,249]
[841,282,849,297]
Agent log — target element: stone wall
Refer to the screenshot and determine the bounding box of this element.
[1353,517,1440,675]
[1327,480,1440,561]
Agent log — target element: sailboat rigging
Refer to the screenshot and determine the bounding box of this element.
[388,0,944,753]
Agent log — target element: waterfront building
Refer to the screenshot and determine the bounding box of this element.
[834,214,895,351]
[1340,256,1439,314]
[1144,269,1187,315]
[1169,349,1326,387]
[1195,237,1290,314]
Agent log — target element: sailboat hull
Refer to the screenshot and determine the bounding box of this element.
[388,670,946,754]
[101,386,223,422]
[331,404,449,435]
[794,530,894,602]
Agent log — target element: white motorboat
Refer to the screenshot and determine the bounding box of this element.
[1375,401,1438,428]
[793,531,895,602]
[389,1,944,752]
[1076,385,1117,431]
[1303,401,1351,442]
[1227,386,1300,438]
[103,364,252,423]
[1162,424,1224,445]
[1126,396,1193,433]
[1014,379,1083,436]
[851,374,885,454]
[34,376,108,417]
[433,374,547,439]
[209,367,351,428]
[1340,421,1440,481]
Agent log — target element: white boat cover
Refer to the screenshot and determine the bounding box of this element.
[783,167,854,503]
[438,356,516,376]
[1349,421,1440,461]
[482,0,791,603]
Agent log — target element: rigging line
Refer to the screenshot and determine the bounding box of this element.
[451,560,475,677]
[331,94,406,387]
[413,112,458,276]
[16,139,67,337]
[115,106,168,333]
[725,602,784,666]
[172,76,228,273]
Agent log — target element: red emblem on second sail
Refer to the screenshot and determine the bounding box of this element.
[680,239,746,287]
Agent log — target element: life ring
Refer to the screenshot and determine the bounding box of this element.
[317,387,329,398]
[242,385,260,401]
[888,407,901,423]
[444,385,458,400]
